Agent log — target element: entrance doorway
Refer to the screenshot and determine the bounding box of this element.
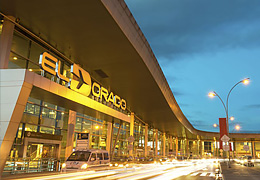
[26,143,58,160]
[23,137,61,159]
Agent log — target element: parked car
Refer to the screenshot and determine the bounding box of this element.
[109,156,132,167]
[242,156,254,167]
[62,149,110,171]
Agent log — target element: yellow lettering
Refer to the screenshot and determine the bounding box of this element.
[108,92,114,104]
[39,52,57,75]
[121,99,126,110]
[100,87,109,102]
[56,60,69,82]
[114,95,121,108]
[92,82,100,97]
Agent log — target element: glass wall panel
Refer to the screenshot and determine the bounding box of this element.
[9,32,30,69]
[235,142,252,156]
[74,113,106,150]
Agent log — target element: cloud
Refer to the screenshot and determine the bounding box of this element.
[172,91,184,97]
[125,0,260,132]
[190,120,211,128]
[244,104,260,109]
[126,0,260,60]
[178,103,190,107]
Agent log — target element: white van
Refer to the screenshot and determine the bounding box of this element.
[62,149,110,171]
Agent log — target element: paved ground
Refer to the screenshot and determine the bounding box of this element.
[221,161,260,180]
[2,160,217,180]
[174,163,216,180]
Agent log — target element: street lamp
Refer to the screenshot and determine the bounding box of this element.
[208,77,250,167]
[235,125,241,131]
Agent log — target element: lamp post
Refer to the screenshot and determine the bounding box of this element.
[208,78,250,168]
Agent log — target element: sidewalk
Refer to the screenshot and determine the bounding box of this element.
[220,161,260,180]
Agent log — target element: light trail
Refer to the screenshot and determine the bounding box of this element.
[148,160,211,180]
[12,171,96,180]
[10,159,216,180]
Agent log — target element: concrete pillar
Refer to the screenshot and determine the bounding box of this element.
[186,139,189,157]
[198,140,202,158]
[163,133,166,157]
[144,124,148,157]
[152,130,154,155]
[233,140,236,158]
[175,137,178,157]
[129,112,134,156]
[0,16,15,69]
[200,141,203,158]
[169,136,173,151]
[0,69,32,177]
[65,110,76,159]
[155,129,158,157]
[106,121,112,154]
[252,141,256,159]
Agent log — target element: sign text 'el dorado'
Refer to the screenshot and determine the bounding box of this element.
[39,52,126,110]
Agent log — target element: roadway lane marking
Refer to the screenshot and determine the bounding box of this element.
[190,172,199,176]
[200,172,208,176]
[209,173,215,177]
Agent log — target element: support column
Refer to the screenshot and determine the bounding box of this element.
[152,130,155,156]
[0,69,32,177]
[0,16,15,69]
[186,139,189,157]
[155,129,158,158]
[129,112,134,156]
[65,110,76,159]
[106,121,112,154]
[144,124,148,157]
[199,140,203,158]
[169,136,173,151]
[234,140,238,158]
[252,141,256,159]
[163,133,166,157]
[175,137,178,157]
[197,140,201,158]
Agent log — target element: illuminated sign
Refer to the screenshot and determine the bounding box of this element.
[39,52,126,110]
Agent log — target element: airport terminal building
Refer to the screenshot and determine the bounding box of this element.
[1,0,260,177]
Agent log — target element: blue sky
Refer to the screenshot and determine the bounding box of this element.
[125,0,260,132]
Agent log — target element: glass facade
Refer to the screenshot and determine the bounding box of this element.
[235,142,252,156]
[133,119,145,157]
[74,113,107,150]
[147,129,155,156]
[4,97,69,175]
[255,142,260,158]
[8,30,129,115]
[112,120,130,157]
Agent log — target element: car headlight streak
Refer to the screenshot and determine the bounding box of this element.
[81,163,88,169]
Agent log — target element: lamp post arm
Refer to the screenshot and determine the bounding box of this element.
[226,80,243,116]
[213,91,228,118]
[226,78,250,118]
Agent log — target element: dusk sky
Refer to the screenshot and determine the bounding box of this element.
[125,0,260,132]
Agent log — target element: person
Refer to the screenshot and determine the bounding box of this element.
[42,149,48,158]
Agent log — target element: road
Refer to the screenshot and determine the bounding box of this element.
[3,159,218,180]
[221,160,260,180]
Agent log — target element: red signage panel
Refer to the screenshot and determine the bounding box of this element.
[219,118,227,149]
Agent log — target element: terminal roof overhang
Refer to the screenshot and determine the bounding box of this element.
[1,0,258,139]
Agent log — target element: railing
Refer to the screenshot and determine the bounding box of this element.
[3,158,60,175]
